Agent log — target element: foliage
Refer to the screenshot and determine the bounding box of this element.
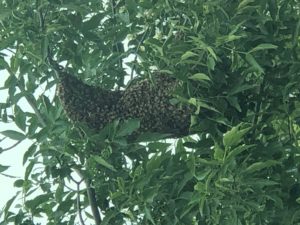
[0,0,300,224]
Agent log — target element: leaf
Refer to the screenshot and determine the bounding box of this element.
[14,179,24,187]
[1,130,26,141]
[214,144,224,161]
[2,194,18,219]
[207,56,216,71]
[181,51,198,60]
[135,132,172,142]
[0,165,9,173]
[245,53,264,74]
[143,186,159,203]
[25,160,35,180]
[0,57,9,71]
[228,84,257,96]
[225,144,255,161]
[126,0,137,15]
[144,206,155,225]
[14,105,26,131]
[25,193,53,210]
[82,14,103,31]
[223,124,251,148]
[216,35,245,45]
[268,0,278,20]
[23,144,37,165]
[244,160,280,174]
[116,118,140,137]
[206,46,217,60]
[238,0,255,10]
[248,43,278,53]
[293,19,300,47]
[188,99,220,113]
[226,96,242,112]
[41,36,49,62]
[189,73,211,82]
[93,156,117,172]
[0,9,11,21]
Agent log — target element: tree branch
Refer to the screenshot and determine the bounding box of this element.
[75,169,102,225]
[77,182,86,225]
[1,140,23,152]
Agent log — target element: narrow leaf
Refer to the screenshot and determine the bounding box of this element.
[181,51,198,60]
[244,160,280,174]
[0,165,9,173]
[245,53,264,74]
[117,118,140,137]
[14,105,26,131]
[189,73,211,82]
[248,43,278,53]
[1,130,26,141]
[94,156,117,172]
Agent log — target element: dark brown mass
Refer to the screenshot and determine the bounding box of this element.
[57,71,192,138]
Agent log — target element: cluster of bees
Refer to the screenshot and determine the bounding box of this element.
[57,71,192,138]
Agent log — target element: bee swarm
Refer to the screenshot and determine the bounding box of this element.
[57,72,192,138]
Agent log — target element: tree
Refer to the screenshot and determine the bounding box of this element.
[0,0,300,224]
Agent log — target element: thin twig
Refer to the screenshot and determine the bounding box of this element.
[75,169,102,225]
[130,26,150,80]
[1,140,23,152]
[77,183,86,225]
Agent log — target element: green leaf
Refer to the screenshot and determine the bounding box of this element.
[25,160,35,180]
[82,14,103,31]
[14,105,26,131]
[226,97,242,112]
[228,84,257,96]
[223,124,251,148]
[126,0,137,15]
[143,186,159,203]
[268,0,278,20]
[1,130,26,141]
[25,193,53,210]
[226,144,255,161]
[245,53,264,74]
[136,132,172,142]
[206,46,217,60]
[23,144,37,165]
[2,194,18,219]
[238,0,255,10]
[0,165,9,173]
[14,179,24,187]
[248,43,278,53]
[244,160,280,174]
[0,9,11,21]
[189,73,211,82]
[214,144,224,161]
[293,19,300,47]
[0,57,9,71]
[216,35,245,45]
[41,36,49,62]
[93,156,117,172]
[181,51,198,60]
[116,118,140,137]
[144,206,155,225]
[207,56,216,71]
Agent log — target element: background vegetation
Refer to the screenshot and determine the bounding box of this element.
[0,0,300,224]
